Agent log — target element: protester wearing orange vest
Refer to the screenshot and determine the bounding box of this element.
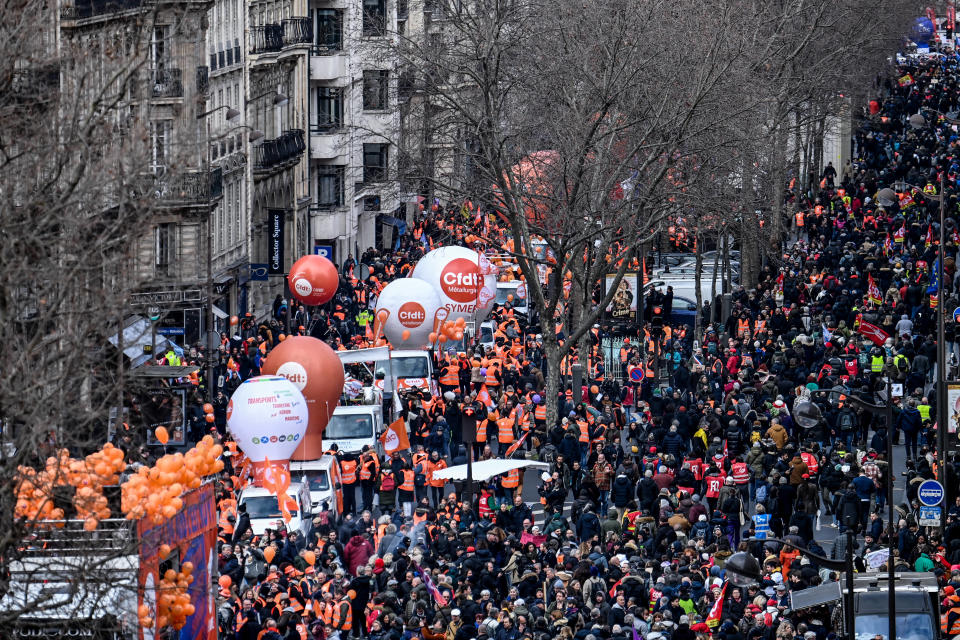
[340,457,358,516]
[399,464,416,517]
[426,450,447,506]
[358,447,380,512]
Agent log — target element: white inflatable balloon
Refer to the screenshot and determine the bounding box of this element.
[227,375,309,465]
[375,278,442,349]
[411,246,497,322]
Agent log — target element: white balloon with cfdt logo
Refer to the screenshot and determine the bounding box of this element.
[410,246,497,322]
[374,278,442,349]
[227,375,309,484]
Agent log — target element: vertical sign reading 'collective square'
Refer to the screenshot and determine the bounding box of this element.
[268,209,285,275]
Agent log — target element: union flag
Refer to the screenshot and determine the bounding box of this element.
[858,320,890,347]
[867,274,882,305]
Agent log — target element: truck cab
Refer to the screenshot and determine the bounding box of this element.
[237,481,313,538]
[290,455,343,516]
[322,405,384,456]
[375,349,437,397]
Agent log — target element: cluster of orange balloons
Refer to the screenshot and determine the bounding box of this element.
[429,317,467,344]
[155,564,196,630]
[121,435,224,524]
[137,603,154,629]
[203,403,215,425]
[14,444,127,531]
[261,460,296,524]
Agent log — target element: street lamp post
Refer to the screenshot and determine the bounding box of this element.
[727,539,856,640]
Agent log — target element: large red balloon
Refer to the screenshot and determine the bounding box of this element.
[261,336,344,460]
[288,255,339,306]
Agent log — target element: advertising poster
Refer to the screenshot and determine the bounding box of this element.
[605,273,638,322]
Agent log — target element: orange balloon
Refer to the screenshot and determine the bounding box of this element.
[278,333,286,341]
[288,255,339,306]
[439,335,448,343]
[263,546,276,563]
[218,575,231,588]
[154,427,169,445]
[205,414,215,423]
[401,329,411,341]
[260,336,344,460]
[590,385,599,394]
[202,403,214,414]
[507,294,514,302]
[428,332,438,343]
[229,315,239,326]
[304,550,316,566]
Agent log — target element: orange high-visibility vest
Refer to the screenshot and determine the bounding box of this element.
[497,417,515,443]
[331,600,352,630]
[477,418,488,441]
[502,468,520,488]
[737,318,750,338]
[535,405,546,422]
[340,460,357,484]
[429,460,447,487]
[755,320,767,334]
[485,365,500,387]
[439,363,459,386]
[577,420,590,443]
[795,211,804,227]
[400,469,415,492]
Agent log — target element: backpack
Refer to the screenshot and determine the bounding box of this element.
[838,411,856,432]
[381,473,396,491]
[756,483,768,505]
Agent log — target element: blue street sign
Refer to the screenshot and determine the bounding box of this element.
[156,327,185,336]
[918,479,944,506]
[313,245,334,260]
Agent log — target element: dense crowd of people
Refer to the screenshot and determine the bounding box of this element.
[137,54,960,640]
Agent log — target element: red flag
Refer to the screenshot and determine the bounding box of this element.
[926,225,933,248]
[379,417,411,453]
[858,320,890,346]
[503,429,531,458]
[706,582,728,628]
[894,224,906,243]
[867,274,882,305]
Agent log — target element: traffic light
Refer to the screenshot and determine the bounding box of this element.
[651,306,663,336]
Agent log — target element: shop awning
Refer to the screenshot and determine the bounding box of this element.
[212,305,229,320]
[107,316,182,368]
[430,459,550,483]
[789,582,841,611]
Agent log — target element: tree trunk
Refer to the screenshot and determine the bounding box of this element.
[543,339,561,429]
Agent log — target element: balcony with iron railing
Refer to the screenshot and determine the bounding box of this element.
[136,167,223,205]
[282,18,313,47]
[150,68,183,99]
[253,129,305,174]
[250,24,284,54]
[60,0,140,21]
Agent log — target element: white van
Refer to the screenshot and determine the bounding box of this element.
[375,349,437,396]
[290,455,343,515]
[322,405,384,455]
[238,481,313,537]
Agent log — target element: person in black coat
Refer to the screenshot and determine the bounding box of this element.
[576,504,602,542]
[232,503,252,545]
[637,470,659,512]
[610,474,632,509]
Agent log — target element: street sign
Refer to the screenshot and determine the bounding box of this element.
[147,306,162,322]
[918,479,945,506]
[313,244,334,260]
[919,505,942,527]
[953,306,960,322]
[891,383,903,398]
[628,365,644,383]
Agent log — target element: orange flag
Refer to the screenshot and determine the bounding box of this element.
[379,418,410,454]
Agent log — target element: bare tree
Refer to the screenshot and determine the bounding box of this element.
[0,0,209,628]
[389,0,756,422]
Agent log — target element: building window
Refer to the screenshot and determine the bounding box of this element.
[362,143,388,183]
[362,0,386,36]
[362,70,388,110]
[150,121,170,175]
[155,223,174,275]
[151,26,169,70]
[316,165,345,209]
[314,9,343,52]
[314,87,342,132]
[363,195,381,211]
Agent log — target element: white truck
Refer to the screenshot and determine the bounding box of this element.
[322,405,384,456]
